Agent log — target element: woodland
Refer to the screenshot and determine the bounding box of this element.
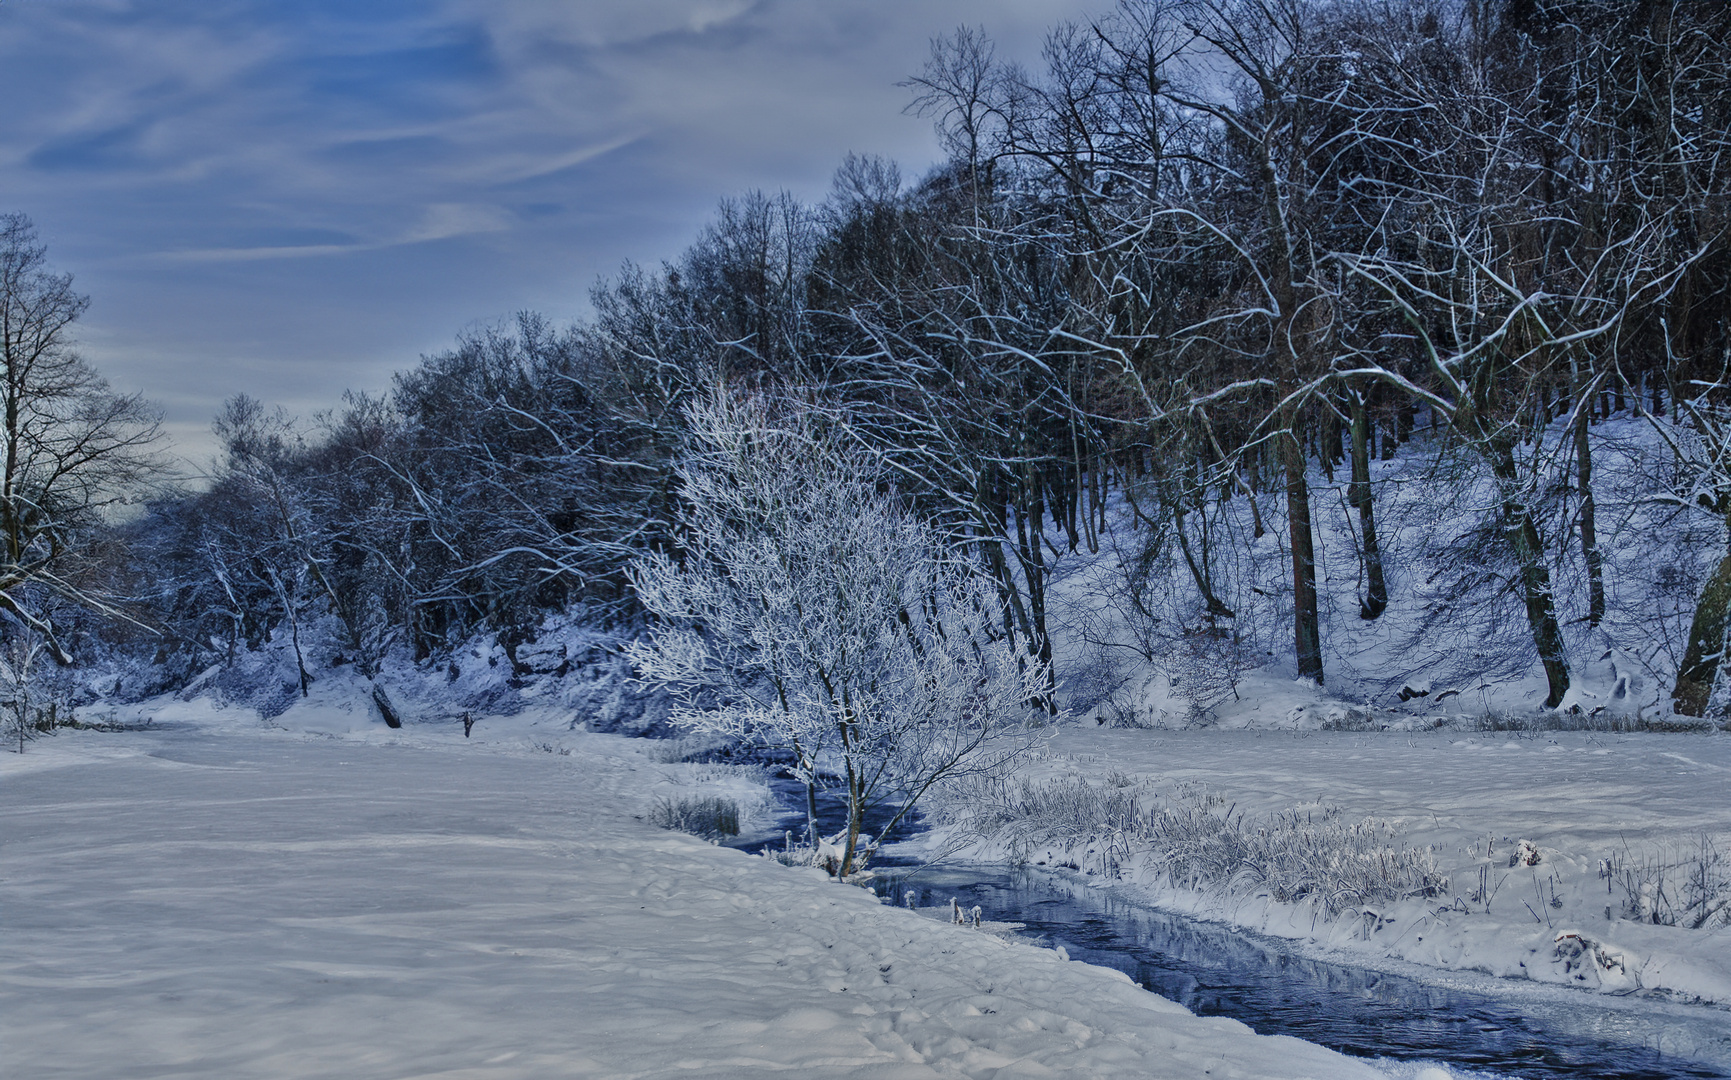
[7,0,1731,737]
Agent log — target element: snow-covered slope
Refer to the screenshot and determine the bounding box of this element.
[1045,412,1716,724]
[2,713,1386,1080]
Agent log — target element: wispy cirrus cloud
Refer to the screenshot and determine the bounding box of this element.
[0,0,1098,466]
[156,201,518,263]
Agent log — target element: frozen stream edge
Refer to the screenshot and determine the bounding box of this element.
[871,859,1731,1078]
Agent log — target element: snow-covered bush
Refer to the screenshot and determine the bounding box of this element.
[758,829,874,879]
[1,629,61,753]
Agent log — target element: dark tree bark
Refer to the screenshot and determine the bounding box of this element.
[1284,420,1324,684]
[1348,391,1388,619]
[1674,538,1731,717]
[1174,503,1234,619]
[372,682,404,729]
[1574,405,1606,627]
[1490,441,1570,708]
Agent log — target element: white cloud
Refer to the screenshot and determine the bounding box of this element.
[462,133,643,185]
[151,201,514,261]
[153,243,364,264]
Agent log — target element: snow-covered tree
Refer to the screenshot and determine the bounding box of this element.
[628,391,1048,877]
[2,626,48,753]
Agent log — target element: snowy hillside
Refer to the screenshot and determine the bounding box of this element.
[1045,412,1719,727]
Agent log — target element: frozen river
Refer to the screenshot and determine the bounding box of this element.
[752,765,1731,1079]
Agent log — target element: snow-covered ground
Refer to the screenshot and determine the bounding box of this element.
[922,722,1731,1016]
[11,604,1730,1077]
[3,701,1392,1080]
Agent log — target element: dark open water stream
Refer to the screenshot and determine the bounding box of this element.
[872,862,1730,1080]
[735,778,1731,1079]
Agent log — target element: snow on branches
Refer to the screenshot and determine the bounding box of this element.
[627,392,1049,877]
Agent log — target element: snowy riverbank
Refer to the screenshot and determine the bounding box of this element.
[919,725,1731,1013]
[3,706,1388,1080]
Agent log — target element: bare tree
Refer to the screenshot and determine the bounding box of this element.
[208,396,324,695]
[0,213,162,662]
[1645,371,1731,716]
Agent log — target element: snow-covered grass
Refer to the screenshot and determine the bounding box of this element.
[649,791,742,839]
[950,776,1448,916]
[1604,833,1731,930]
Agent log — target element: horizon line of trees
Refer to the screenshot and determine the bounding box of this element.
[12,0,1731,718]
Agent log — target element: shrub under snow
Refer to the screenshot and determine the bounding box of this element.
[649,794,741,841]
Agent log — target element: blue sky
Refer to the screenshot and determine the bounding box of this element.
[1,0,1098,467]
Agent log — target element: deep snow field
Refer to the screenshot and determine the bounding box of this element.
[7,683,1731,1078]
[4,694,1395,1080]
[13,407,1731,1077]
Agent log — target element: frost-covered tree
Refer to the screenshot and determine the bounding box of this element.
[2,626,48,753]
[628,392,1047,877]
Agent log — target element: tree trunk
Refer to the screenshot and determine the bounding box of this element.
[838,761,864,877]
[1490,442,1570,707]
[1575,407,1606,627]
[1673,540,1731,717]
[372,681,403,729]
[1349,393,1388,619]
[269,568,311,696]
[1174,505,1234,619]
[1284,423,1324,684]
[1243,469,1266,539]
[1319,412,1339,483]
[1011,476,1056,708]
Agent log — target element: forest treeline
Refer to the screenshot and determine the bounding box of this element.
[13,0,1731,716]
